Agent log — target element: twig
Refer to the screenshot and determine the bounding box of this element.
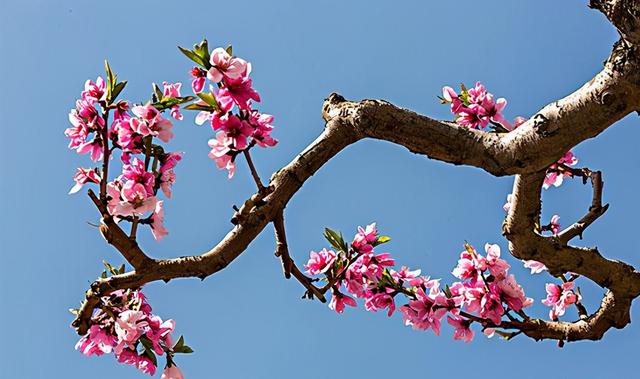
[243,149,265,191]
[273,212,292,278]
[557,170,609,243]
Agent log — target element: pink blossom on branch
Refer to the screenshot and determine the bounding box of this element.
[69,168,101,194]
[543,151,579,189]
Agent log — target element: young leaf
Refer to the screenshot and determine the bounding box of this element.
[173,335,185,351]
[323,228,348,252]
[372,235,391,247]
[193,38,211,66]
[184,102,215,112]
[111,81,127,100]
[178,46,207,67]
[153,83,163,101]
[225,44,233,56]
[104,60,116,102]
[196,92,220,111]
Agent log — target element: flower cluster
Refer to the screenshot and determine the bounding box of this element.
[440,82,508,129]
[542,282,581,320]
[181,42,277,178]
[65,62,189,240]
[74,284,190,377]
[305,225,540,343]
[543,151,579,189]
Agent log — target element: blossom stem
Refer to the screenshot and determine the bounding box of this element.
[243,149,264,191]
[99,107,111,201]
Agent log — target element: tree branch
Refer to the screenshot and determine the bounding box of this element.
[73,2,640,342]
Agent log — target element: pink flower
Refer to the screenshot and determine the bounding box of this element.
[442,86,463,113]
[447,316,474,343]
[543,151,578,189]
[399,288,448,335]
[480,93,507,124]
[484,243,510,279]
[69,168,101,194]
[122,157,155,196]
[117,349,156,376]
[207,47,249,83]
[77,139,105,162]
[467,82,487,104]
[329,291,357,314]
[114,310,149,355]
[496,274,532,311]
[390,266,421,283]
[249,110,278,148]
[523,260,547,274]
[190,67,207,93]
[503,116,526,131]
[145,315,175,354]
[163,81,183,120]
[132,104,174,142]
[364,292,396,316]
[351,223,378,253]
[542,282,581,320]
[479,284,504,324]
[217,76,260,111]
[305,248,337,275]
[159,152,182,198]
[452,245,486,280]
[114,181,158,217]
[82,76,106,104]
[75,325,117,356]
[207,134,236,178]
[65,112,89,149]
[503,193,513,213]
[162,365,185,379]
[456,104,488,129]
[549,215,561,235]
[217,114,253,150]
[150,201,168,241]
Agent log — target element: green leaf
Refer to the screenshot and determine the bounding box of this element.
[196,92,220,110]
[173,335,185,351]
[152,96,197,112]
[143,348,158,366]
[178,46,208,67]
[153,83,163,102]
[184,102,215,112]
[225,44,233,56]
[193,39,211,67]
[104,60,116,102]
[111,81,127,100]
[101,270,107,279]
[117,263,125,275]
[372,235,391,247]
[444,284,452,298]
[323,228,348,252]
[179,345,194,354]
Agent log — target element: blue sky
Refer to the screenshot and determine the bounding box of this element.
[2,0,639,378]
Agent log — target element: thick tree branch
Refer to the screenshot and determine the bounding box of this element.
[73,2,640,343]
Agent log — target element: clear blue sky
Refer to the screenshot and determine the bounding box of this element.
[1,1,638,378]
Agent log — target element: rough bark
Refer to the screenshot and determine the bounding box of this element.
[73,0,640,344]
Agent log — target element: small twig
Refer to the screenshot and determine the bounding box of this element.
[557,170,609,243]
[290,263,326,303]
[273,212,293,278]
[243,149,265,191]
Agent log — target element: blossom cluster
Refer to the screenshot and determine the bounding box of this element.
[65,64,188,240]
[73,284,189,377]
[306,224,584,343]
[181,41,277,178]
